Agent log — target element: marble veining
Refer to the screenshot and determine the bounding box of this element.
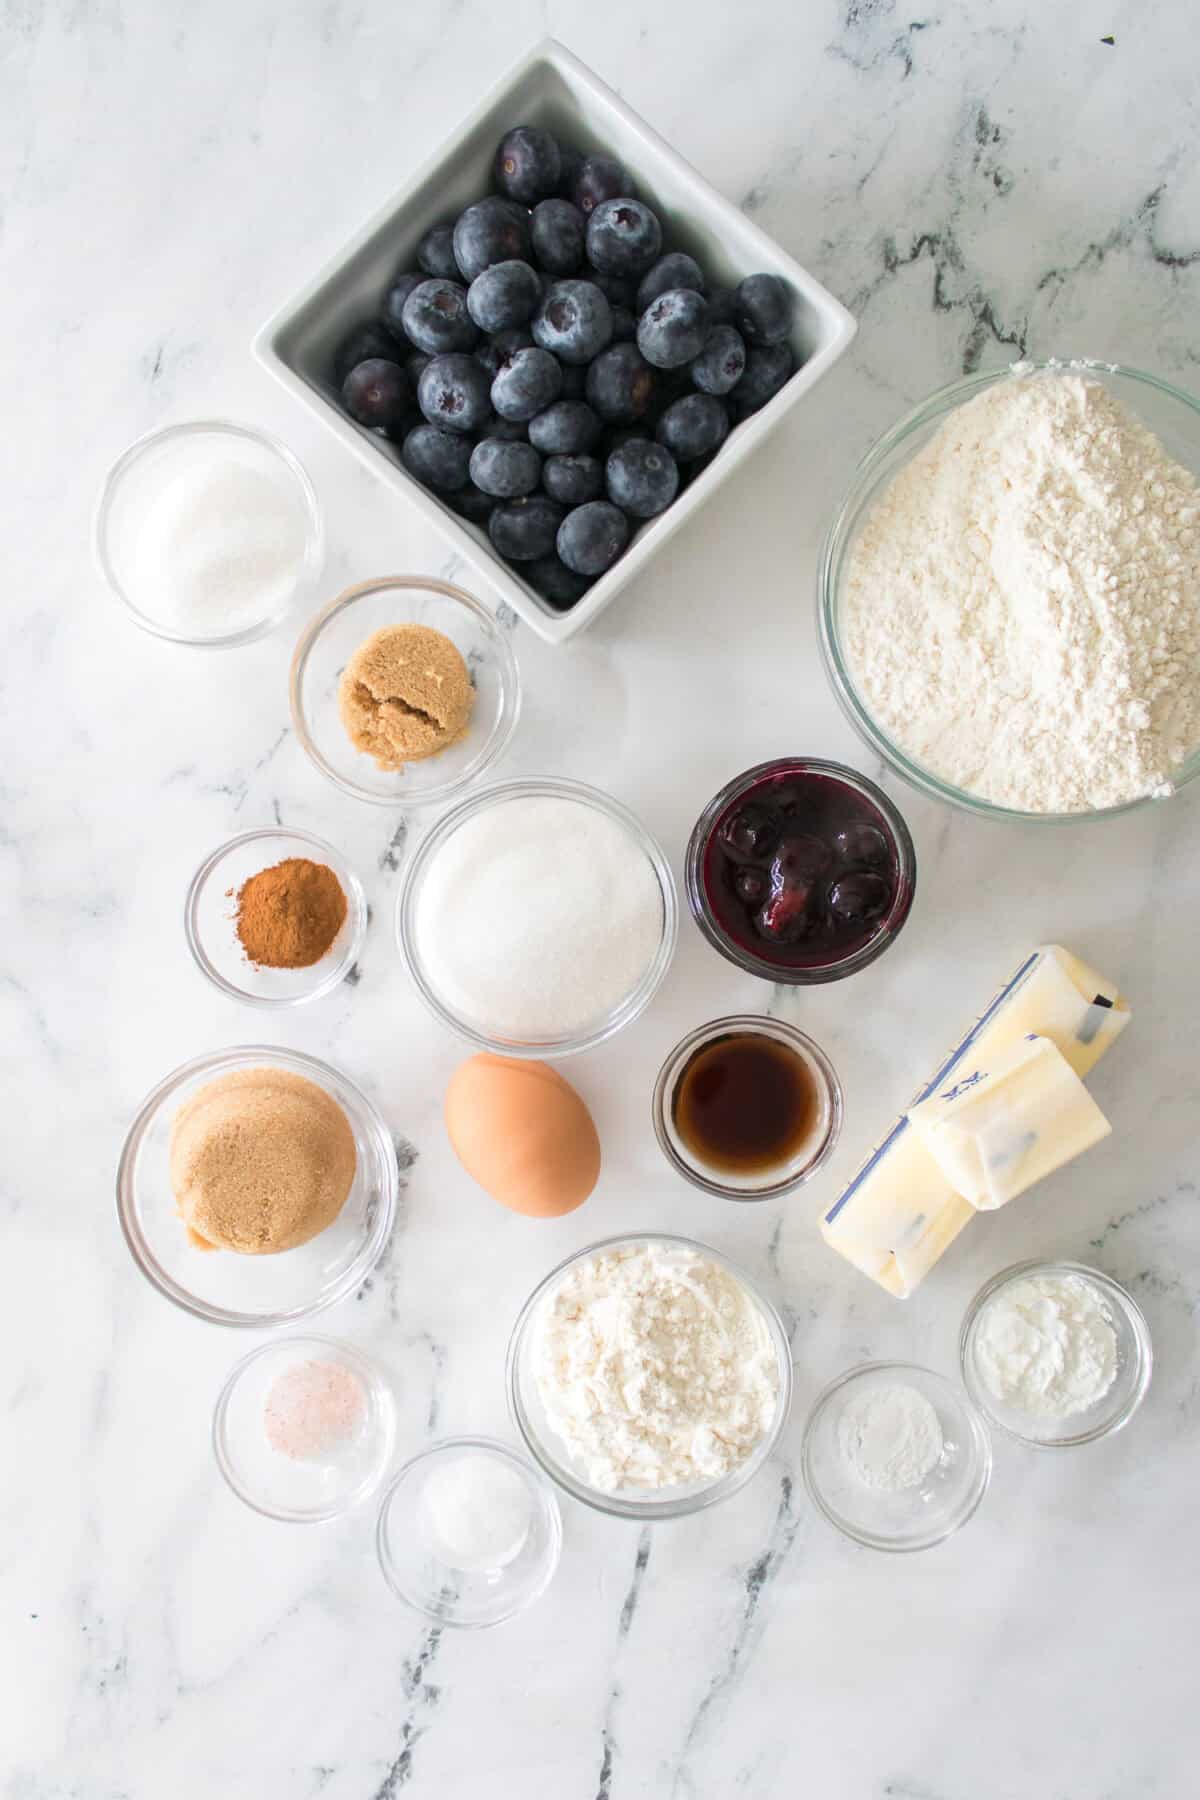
[4,0,1200,1795]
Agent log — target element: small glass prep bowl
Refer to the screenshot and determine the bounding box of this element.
[396,778,678,1059]
[290,576,520,807]
[685,757,915,985]
[213,1335,396,1522]
[507,1232,793,1520]
[802,1362,992,1552]
[117,1046,397,1327]
[95,420,323,647]
[376,1437,562,1628]
[819,359,1200,821]
[960,1259,1153,1448]
[184,827,367,1007]
[652,1014,843,1200]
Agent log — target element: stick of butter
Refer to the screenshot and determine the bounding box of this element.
[820,945,1129,1297]
[906,1033,1111,1211]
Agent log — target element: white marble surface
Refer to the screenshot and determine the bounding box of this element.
[5,2,1200,1795]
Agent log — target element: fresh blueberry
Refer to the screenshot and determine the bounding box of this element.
[417,354,492,433]
[605,439,678,518]
[494,125,562,205]
[557,143,585,201]
[469,436,543,498]
[467,260,541,333]
[590,270,638,310]
[531,198,586,275]
[690,324,747,396]
[341,358,412,432]
[556,500,631,576]
[334,319,404,384]
[488,494,565,561]
[444,481,496,526]
[599,422,646,459]
[586,198,662,277]
[542,453,604,506]
[417,222,459,279]
[381,271,426,340]
[479,411,530,442]
[528,400,602,455]
[573,153,633,215]
[655,393,730,461]
[401,423,472,492]
[526,554,593,610]
[706,285,737,326]
[586,343,657,423]
[636,252,706,314]
[531,279,613,365]
[406,349,433,388]
[491,346,563,422]
[453,197,533,282]
[557,362,588,400]
[637,288,710,369]
[401,279,478,354]
[734,273,792,345]
[833,822,889,866]
[730,342,795,419]
[474,327,533,379]
[718,805,777,863]
[828,872,892,924]
[610,304,637,344]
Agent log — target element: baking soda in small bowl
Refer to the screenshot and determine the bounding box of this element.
[97,421,321,644]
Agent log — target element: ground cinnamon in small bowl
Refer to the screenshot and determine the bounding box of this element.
[234,857,348,969]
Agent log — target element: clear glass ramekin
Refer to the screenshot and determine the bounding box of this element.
[506,1232,793,1520]
[184,827,367,1007]
[652,1014,843,1199]
[116,1046,397,1327]
[94,419,323,647]
[960,1258,1153,1448]
[396,777,678,1058]
[818,359,1200,821]
[289,576,520,808]
[685,757,915,984]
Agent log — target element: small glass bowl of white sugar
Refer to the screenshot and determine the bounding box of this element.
[801,1362,992,1552]
[960,1259,1153,1449]
[95,420,323,646]
[396,777,677,1057]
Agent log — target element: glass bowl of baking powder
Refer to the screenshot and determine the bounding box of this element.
[819,359,1200,821]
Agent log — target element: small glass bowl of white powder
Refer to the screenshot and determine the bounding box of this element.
[960,1259,1152,1448]
[96,420,323,646]
[507,1233,793,1520]
[802,1362,992,1552]
[397,778,677,1056]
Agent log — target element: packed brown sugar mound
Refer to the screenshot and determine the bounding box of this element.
[338,623,474,769]
[169,1067,357,1254]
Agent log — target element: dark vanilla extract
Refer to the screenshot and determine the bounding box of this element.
[672,1032,819,1175]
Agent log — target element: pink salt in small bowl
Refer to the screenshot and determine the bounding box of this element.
[213,1335,396,1522]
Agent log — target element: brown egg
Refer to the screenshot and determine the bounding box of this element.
[444,1053,600,1217]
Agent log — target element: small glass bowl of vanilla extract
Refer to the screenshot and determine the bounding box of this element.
[652,1015,843,1200]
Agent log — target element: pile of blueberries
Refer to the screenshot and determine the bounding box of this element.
[334,125,798,611]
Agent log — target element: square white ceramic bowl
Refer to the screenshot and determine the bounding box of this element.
[255,39,856,644]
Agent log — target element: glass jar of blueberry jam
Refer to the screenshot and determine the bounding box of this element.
[685,758,916,984]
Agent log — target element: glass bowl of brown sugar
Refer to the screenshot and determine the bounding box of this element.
[185,827,367,1007]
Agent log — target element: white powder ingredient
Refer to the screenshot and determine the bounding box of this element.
[532,1243,780,1492]
[420,1453,532,1573]
[837,1383,944,1491]
[415,796,663,1039]
[975,1273,1118,1418]
[128,450,308,634]
[844,368,1200,811]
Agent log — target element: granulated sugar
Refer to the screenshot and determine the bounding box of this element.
[414,794,664,1040]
